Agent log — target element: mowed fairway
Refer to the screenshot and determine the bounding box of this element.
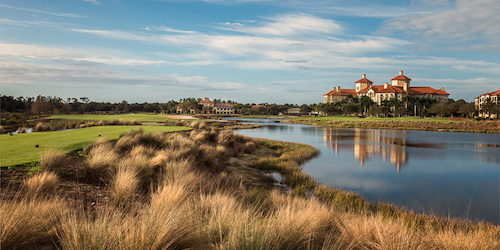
[48,113,195,122]
[0,125,191,167]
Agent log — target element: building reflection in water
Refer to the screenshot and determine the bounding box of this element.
[323,128,409,171]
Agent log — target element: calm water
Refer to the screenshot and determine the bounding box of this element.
[232,118,500,224]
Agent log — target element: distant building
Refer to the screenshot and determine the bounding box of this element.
[475,90,500,119]
[194,97,235,115]
[286,108,301,115]
[213,103,234,114]
[176,106,195,114]
[323,70,450,104]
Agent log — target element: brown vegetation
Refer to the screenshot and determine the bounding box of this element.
[289,119,500,133]
[32,119,143,132]
[1,125,499,249]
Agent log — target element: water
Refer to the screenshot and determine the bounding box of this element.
[232,118,500,224]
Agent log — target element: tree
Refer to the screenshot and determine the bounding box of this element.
[359,96,374,116]
[300,104,312,114]
[457,101,474,118]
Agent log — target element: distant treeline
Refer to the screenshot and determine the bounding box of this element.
[1,94,492,118]
[313,96,483,118]
[0,95,298,115]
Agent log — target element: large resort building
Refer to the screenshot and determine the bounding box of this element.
[323,70,449,104]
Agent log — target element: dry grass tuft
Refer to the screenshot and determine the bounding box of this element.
[39,149,70,174]
[58,204,202,249]
[111,167,139,205]
[1,198,65,250]
[84,143,119,181]
[331,213,428,249]
[117,154,153,185]
[23,172,59,198]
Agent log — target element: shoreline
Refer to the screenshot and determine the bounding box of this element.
[252,138,499,230]
[283,118,500,134]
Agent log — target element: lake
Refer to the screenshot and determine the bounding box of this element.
[233,118,500,224]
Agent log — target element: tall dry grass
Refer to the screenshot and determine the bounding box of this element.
[23,171,59,199]
[39,149,70,174]
[111,167,139,205]
[1,198,66,250]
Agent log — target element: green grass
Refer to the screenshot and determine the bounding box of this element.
[0,126,191,167]
[296,116,465,123]
[47,113,196,122]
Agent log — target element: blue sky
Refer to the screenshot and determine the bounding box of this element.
[1,0,499,104]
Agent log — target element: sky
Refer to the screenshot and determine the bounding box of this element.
[1,0,499,104]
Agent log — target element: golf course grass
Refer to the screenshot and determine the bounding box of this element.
[47,113,196,122]
[0,125,191,167]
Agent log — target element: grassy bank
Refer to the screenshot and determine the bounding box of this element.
[251,139,499,234]
[0,125,191,167]
[1,125,498,249]
[288,116,500,133]
[48,113,195,122]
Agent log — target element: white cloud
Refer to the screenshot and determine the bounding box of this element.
[0,3,84,18]
[0,43,168,66]
[219,13,343,36]
[83,0,101,5]
[380,0,500,51]
[156,26,196,34]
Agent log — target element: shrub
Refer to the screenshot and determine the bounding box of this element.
[33,122,50,132]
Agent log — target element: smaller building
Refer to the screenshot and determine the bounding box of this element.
[214,103,234,115]
[176,106,195,114]
[323,86,357,103]
[286,108,301,115]
[475,90,500,119]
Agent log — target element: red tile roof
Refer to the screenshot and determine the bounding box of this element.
[477,89,500,98]
[358,85,404,94]
[214,103,233,108]
[199,98,214,104]
[355,78,373,84]
[391,75,412,81]
[408,87,449,95]
[251,105,266,108]
[324,88,357,96]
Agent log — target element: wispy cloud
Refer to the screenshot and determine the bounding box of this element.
[0,3,85,18]
[69,13,409,71]
[379,0,500,51]
[83,0,101,5]
[0,43,167,66]
[218,13,343,36]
